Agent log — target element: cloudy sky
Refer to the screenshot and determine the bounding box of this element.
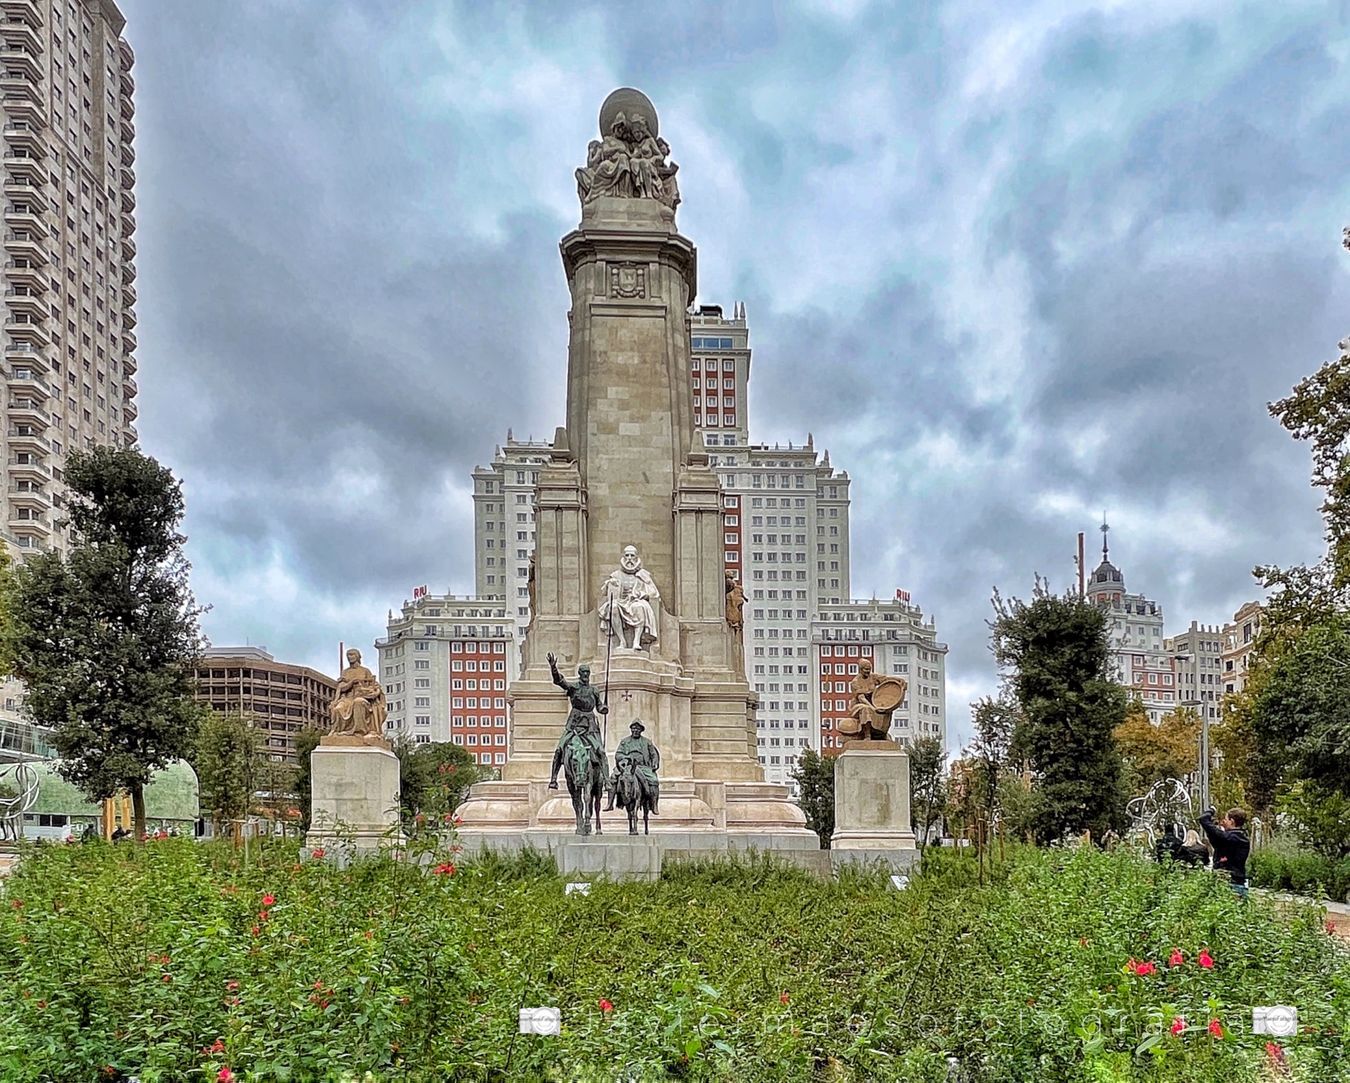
[120,0,1350,747]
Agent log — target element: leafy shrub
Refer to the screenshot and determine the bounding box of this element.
[1249,843,1350,902]
[0,839,1344,1081]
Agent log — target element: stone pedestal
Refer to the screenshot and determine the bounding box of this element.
[830,744,917,871]
[305,740,405,853]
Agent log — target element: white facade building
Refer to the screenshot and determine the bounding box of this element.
[376,593,516,764]
[471,435,551,644]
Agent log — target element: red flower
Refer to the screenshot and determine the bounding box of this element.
[9,899,21,909]
[35,1000,45,1010]
[1168,949,1184,967]
[1197,949,1214,969]
[1326,920,1336,936]
[364,930,373,940]
[433,862,457,876]
[780,991,790,1004]
[161,973,171,983]
[1132,961,1157,977]
[1208,1018,1223,1038]
[1077,937,1088,947]
[261,893,276,907]
[1169,1017,1186,1036]
[311,848,325,859]
[225,980,239,991]
[250,925,260,937]
[202,1038,225,1055]
[218,1068,235,1083]
[599,997,614,1012]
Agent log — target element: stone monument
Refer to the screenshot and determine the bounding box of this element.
[306,647,404,854]
[830,671,918,869]
[456,88,818,873]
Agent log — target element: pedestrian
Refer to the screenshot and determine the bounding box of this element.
[1198,807,1250,897]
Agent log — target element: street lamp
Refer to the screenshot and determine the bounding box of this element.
[1173,652,1208,809]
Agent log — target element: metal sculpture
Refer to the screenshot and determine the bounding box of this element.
[1126,777,1194,848]
[0,762,39,842]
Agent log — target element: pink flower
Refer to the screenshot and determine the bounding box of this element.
[261,893,276,907]
[1168,949,1184,967]
[1132,960,1157,977]
[779,991,790,1005]
[1197,949,1214,969]
[1208,1018,1223,1038]
[1265,1042,1287,1067]
[1170,1017,1186,1036]
[249,925,260,937]
[161,973,171,983]
[599,997,614,1012]
[433,862,457,876]
[218,1068,235,1083]
[311,847,326,859]
[225,980,239,992]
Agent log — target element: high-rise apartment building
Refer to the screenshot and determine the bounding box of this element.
[376,592,516,763]
[471,434,551,644]
[1221,601,1264,696]
[192,647,336,765]
[689,302,749,444]
[3,0,139,559]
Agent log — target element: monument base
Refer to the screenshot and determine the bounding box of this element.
[305,743,405,854]
[458,824,829,881]
[830,745,917,863]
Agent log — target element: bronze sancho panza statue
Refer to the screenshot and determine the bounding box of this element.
[606,719,660,835]
[329,648,388,742]
[838,658,907,742]
[546,652,608,835]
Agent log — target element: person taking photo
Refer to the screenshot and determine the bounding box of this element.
[1198,806,1251,897]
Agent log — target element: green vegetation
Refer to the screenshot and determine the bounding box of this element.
[0,841,1343,1081]
[788,747,834,847]
[991,581,1129,843]
[6,448,204,838]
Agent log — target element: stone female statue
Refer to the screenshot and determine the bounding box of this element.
[329,648,388,738]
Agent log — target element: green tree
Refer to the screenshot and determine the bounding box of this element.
[967,693,1018,836]
[1251,617,1350,799]
[789,748,834,848]
[396,740,486,824]
[1112,702,1199,796]
[7,448,204,838]
[0,545,16,676]
[293,727,322,832]
[909,734,947,847]
[1275,780,1350,859]
[194,711,262,835]
[991,581,1128,843]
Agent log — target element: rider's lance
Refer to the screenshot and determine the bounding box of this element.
[602,586,615,748]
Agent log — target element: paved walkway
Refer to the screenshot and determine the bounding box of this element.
[1259,890,1350,943]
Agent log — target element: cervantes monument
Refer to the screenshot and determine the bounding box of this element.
[455,89,817,862]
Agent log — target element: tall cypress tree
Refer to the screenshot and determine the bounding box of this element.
[9,448,204,838]
[990,581,1128,843]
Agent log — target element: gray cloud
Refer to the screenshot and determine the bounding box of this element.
[120,0,1348,746]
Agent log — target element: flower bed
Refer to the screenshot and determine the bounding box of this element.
[0,841,1344,1081]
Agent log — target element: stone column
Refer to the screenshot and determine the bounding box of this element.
[830,745,918,870]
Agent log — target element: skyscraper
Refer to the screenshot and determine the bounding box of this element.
[2,0,138,559]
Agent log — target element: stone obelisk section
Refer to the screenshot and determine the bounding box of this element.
[456,90,817,864]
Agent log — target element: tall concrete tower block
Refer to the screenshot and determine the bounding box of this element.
[456,89,814,851]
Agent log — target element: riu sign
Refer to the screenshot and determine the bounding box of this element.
[412,585,429,600]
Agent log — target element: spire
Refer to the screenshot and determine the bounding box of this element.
[1100,512,1110,559]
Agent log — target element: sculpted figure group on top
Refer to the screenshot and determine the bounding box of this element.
[576,109,680,212]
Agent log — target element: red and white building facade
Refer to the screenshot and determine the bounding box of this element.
[376,593,517,765]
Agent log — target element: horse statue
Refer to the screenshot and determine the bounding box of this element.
[613,758,656,836]
[563,734,605,836]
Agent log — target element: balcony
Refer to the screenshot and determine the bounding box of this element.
[122,118,135,143]
[120,141,133,167]
[123,305,136,329]
[0,47,38,81]
[122,282,136,305]
[4,288,47,318]
[121,259,135,283]
[7,367,49,398]
[0,22,39,54]
[3,231,45,263]
[123,375,137,397]
[3,259,48,290]
[3,339,47,368]
[0,73,36,103]
[6,456,49,481]
[120,92,133,120]
[0,1,42,26]
[120,184,134,212]
[4,177,47,211]
[8,512,49,535]
[4,315,47,345]
[125,422,137,445]
[7,398,48,426]
[122,328,136,351]
[3,124,46,156]
[7,426,49,453]
[8,485,50,511]
[2,207,45,240]
[120,210,134,236]
[0,90,40,123]
[121,234,135,260]
[123,398,137,422]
